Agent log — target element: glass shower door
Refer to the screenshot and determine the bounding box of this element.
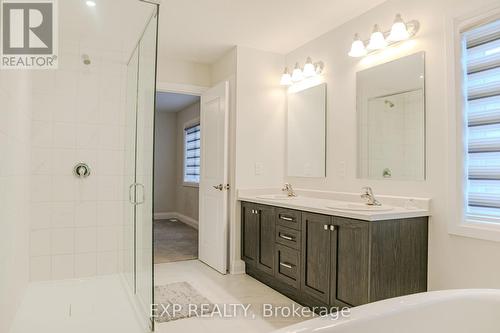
[122,8,158,332]
[135,11,158,328]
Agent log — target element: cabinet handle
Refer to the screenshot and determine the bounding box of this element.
[330,225,336,231]
[279,262,294,269]
[324,224,328,230]
[279,215,294,221]
[279,234,294,241]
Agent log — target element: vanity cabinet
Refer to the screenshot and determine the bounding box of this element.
[241,203,276,276]
[241,201,428,311]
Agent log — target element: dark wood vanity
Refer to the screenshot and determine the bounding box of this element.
[241,201,428,310]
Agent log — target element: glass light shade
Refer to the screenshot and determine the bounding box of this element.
[388,14,410,41]
[86,0,96,7]
[367,25,387,50]
[303,57,316,77]
[348,34,367,57]
[280,68,292,86]
[291,63,304,82]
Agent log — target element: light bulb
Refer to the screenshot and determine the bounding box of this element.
[348,34,367,57]
[388,14,410,42]
[303,57,316,77]
[291,63,304,82]
[280,68,292,86]
[367,24,387,50]
[86,1,96,7]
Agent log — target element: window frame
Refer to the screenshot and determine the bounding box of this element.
[182,118,201,188]
[447,8,500,242]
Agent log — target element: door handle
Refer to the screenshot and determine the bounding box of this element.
[213,184,223,191]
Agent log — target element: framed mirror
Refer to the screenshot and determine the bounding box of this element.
[357,52,425,180]
[287,83,327,178]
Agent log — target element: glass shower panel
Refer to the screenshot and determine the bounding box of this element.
[134,10,158,326]
[123,47,139,293]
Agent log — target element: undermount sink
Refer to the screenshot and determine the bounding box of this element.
[326,202,394,212]
[256,194,297,200]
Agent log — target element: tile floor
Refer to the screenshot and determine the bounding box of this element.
[154,260,309,333]
[9,261,309,333]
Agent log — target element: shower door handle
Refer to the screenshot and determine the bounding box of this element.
[129,183,136,205]
[128,183,145,205]
[136,183,145,205]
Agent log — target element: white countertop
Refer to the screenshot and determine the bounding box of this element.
[237,189,431,222]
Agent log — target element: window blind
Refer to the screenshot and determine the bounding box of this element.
[464,19,500,218]
[184,124,200,183]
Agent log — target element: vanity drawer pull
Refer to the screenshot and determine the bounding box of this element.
[279,262,294,269]
[279,215,294,221]
[279,234,295,241]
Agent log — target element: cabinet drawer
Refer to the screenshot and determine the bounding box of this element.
[275,244,300,288]
[276,208,301,230]
[275,225,301,250]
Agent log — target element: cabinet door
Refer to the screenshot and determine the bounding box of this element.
[241,203,258,266]
[255,204,276,275]
[301,212,331,304]
[331,217,369,307]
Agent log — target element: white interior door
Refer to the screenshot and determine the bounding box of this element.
[198,81,229,274]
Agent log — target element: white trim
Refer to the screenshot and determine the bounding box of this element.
[156,82,208,96]
[154,212,199,230]
[446,5,500,242]
[230,260,246,275]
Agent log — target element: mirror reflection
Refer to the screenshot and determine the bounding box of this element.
[357,52,425,180]
[287,83,327,178]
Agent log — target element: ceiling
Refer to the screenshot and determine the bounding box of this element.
[158,0,387,64]
[59,0,154,60]
[156,92,200,113]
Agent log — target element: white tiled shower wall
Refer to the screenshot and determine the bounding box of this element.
[29,46,128,281]
[0,70,32,332]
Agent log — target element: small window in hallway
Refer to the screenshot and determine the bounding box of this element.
[462,19,500,222]
[184,123,201,184]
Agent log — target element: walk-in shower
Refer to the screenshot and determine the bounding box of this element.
[3,1,160,332]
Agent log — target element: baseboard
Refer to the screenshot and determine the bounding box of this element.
[230,259,246,275]
[154,211,198,230]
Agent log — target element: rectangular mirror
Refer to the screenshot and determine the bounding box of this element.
[287,83,326,178]
[357,52,425,180]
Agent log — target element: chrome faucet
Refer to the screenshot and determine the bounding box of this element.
[282,183,297,197]
[361,186,381,206]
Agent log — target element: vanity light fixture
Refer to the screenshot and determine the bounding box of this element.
[280,57,324,86]
[303,57,316,77]
[348,34,367,57]
[280,67,293,86]
[291,62,304,82]
[367,25,387,50]
[388,14,410,41]
[348,14,419,58]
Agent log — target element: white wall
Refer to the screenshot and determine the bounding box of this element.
[157,58,211,87]
[235,46,286,189]
[154,111,177,214]
[0,71,32,333]
[283,0,500,289]
[231,46,286,272]
[29,47,127,281]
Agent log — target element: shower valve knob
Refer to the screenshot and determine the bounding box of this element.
[74,163,91,178]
